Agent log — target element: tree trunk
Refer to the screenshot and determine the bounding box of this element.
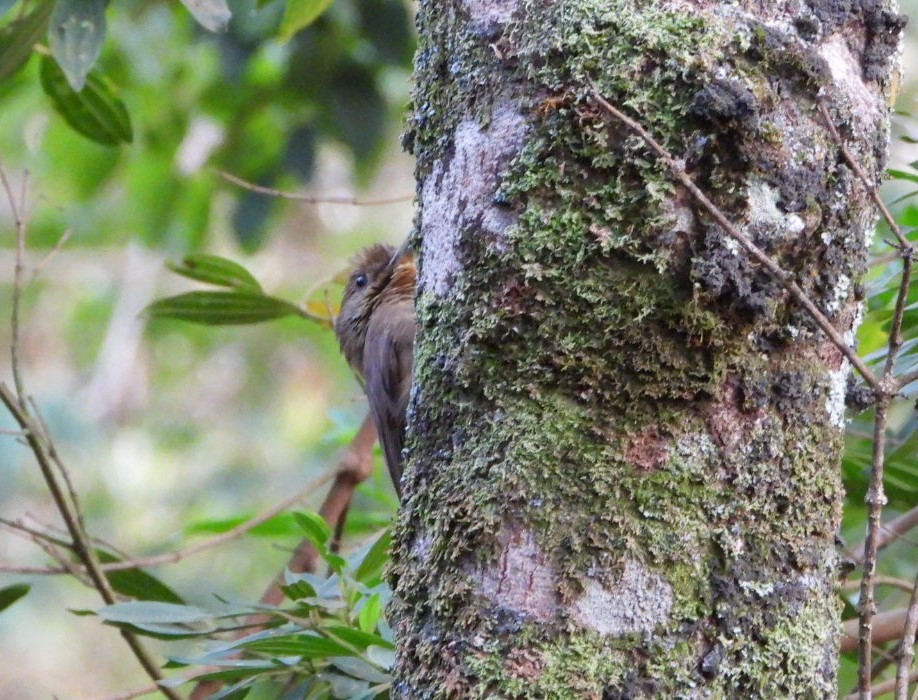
[391,0,903,696]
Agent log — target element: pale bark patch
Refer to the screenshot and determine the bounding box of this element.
[572,560,674,636]
[471,524,558,620]
[746,179,805,241]
[419,103,526,297]
[820,36,883,132]
[462,0,517,26]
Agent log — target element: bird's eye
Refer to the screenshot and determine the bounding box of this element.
[355,274,368,288]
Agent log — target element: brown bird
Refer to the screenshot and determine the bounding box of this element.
[335,244,416,500]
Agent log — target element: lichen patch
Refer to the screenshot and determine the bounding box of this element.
[419,102,527,297]
[572,559,674,636]
[462,0,518,28]
[819,36,882,132]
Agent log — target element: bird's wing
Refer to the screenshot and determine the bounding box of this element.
[363,304,414,499]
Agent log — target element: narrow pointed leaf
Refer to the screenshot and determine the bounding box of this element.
[40,56,132,145]
[96,550,185,604]
[167,254,263,292]
[293,511,333,547]
[354,529,391,584]
[146,291,301,325]
[48,0,107,91]
[0,0,52,83]
[97,600,212,625]
[0,583,30,614]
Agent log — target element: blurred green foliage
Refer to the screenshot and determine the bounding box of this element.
[0,0,412,696]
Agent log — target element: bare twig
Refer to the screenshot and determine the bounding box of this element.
[29,227,73,282]
[27,395,86,531]
[896,571,918,699]
[845,671,918,700]
[216,170,413,206]
[0,384,180,699]
[0,469,336,576]
[0,159,180,699]
[0,160,29,403]
[587,88,881,391]
[843,608,913,653]
[819,101,910,250]
[858,395,891,696]
[843,576,918,595]
[0,516,74,550]
[852,506,918,564]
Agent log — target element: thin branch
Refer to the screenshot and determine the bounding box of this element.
[896,570,918,700]
[843,576,918,595]
[216,170,413,206]
[819,101,910,250]
[858,396,891,697]
[844,608,914,653]
[846,672,918,700]
[28,395,86,530]
[0,384,180,699]
[0,159,29,404]
[29,227,73,283]
[587,88,881,391]
[852,506,918,564]
[0,469,337,576]
[0,516,74,550]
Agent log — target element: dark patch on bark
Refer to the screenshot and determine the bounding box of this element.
[603,673,661,700]
[744,22,830,90]
[863,9,908,80]
[690,78,759,127]
[691,226,782,322]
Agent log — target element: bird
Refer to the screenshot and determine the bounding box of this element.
[335,243,416,500]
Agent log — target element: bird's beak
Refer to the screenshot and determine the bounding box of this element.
[388,239,411,271]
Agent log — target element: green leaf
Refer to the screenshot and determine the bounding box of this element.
[354,529,391,584]
[40,56,132,145]
[145,290,301,325]
[294,511,332,548]
[180,0,231,32]
[48,0,107,91]
[96,551,184,605]
[97,601,213,625]
[323,624,394,651]
[278,0,332,41]
[186,512,298,537]
[0,0,52,83]
[887,168,918,184]
[240,632,354,658]
[357,593,381,634]
[167,254,263,292]
[0,583,30,614]
[281,579,317,601]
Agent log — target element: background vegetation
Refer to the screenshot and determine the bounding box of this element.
[0,0,915,697]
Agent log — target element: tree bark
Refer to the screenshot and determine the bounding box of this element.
[392,0,903,697]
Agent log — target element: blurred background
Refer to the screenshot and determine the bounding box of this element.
[0,0,916,697]
[0,0,414,696]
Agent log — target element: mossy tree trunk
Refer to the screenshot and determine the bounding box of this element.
[391,0,902,696]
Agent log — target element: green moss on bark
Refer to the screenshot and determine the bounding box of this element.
[392,0,895,696]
